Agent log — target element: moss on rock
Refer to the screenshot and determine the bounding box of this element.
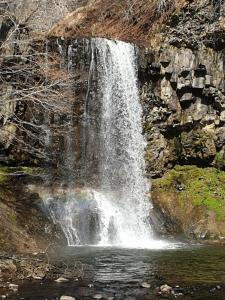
[0,166,43,185]
[152,166,225,240]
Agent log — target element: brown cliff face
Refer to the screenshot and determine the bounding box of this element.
[0,171,65,253]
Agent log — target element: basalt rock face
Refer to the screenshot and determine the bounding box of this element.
[140,45,225,178]
[139,0,225,178]
[44,38,101,184]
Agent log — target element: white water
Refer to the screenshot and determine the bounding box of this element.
[41,38,170,249]
[93,39,154,247]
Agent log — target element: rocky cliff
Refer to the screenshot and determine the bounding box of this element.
[0,0,225,243]
[139,0,225,178]
[48,0,225,177]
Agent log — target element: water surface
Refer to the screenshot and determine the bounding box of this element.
[8,244,225,299]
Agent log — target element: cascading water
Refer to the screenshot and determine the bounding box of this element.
[92,39,153,247]
[40,38,168,248]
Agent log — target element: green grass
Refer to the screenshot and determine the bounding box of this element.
[153,166,225,221]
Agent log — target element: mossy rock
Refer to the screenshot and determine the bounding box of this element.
[153,165,225,222]
[0,166,43,185]
[152,166,225,241]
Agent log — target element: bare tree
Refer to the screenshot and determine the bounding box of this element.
[0,0,76,163]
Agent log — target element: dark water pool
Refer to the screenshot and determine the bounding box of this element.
[5,244,225,299]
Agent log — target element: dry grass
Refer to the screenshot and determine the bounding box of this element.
[49,0,188,47]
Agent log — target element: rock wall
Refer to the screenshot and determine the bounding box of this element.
[140,45,225,177]
[139,0,225,178]
[151,165,225,240]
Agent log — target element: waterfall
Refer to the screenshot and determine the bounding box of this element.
[39,38,168,249]
[92,39,153,246]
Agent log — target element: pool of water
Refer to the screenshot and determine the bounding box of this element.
[6,244,225,299]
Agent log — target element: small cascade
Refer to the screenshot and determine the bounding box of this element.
[40,38,168,248]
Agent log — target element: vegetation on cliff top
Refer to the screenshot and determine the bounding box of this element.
[49,0,187,47]
[153,166,225,221]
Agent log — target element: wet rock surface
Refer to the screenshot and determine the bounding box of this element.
[0,172,65,254]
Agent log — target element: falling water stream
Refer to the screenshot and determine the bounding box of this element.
[39,38,169,248]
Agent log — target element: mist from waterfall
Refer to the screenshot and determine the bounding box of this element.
[40,38,169,249]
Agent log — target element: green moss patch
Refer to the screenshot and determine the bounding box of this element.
[153,166,225,221]
[0,166,42,184]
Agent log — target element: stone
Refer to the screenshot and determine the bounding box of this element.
[218,79,225,92]
[220,111,225,122]
[159,50,171,64]
[60,297,75,300]
[177,78,185,90]
[170,72,178,83]
[180,93,193,102]
[216,128,225,148]
[8,283,18,292]
[0,260,17,273]
[172,291,183,296]
[0,124,17,149]
[192,100,208,121]
[141,282,151,288]
[55,277,69,283]
[93,294,103,299]
[192,77,205,89]
[164,65,173,74]
[159,284,172,294]
[205,75,213,86]
[32,276,43,280]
